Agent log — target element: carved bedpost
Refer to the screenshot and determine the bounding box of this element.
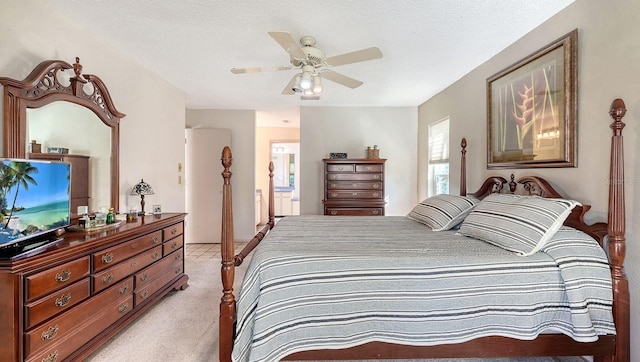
[268,161,275,228]
[220,146,235,362]
[606,99,630,362]
[460,138,467,196]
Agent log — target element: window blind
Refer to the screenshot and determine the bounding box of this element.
[428,118,449,164]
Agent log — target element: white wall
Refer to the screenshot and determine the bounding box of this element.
[185,109,257,242]
[418,0,640,357]
[0,0,187,214]
[300,106,418,216]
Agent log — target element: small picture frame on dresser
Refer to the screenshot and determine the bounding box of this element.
[152,204,162,214]
[329,153,348,159]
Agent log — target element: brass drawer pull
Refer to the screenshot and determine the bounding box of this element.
[372,210,380,215]
[175,267,181,274]
[152,251,160,260]
[118,303,129,313]
[171,228,177,235]
[54,270,71,283]
[101,253,114,264]
[141,290,149,299]
[130,242,138,249]
[102,273,113,284]
[139,273,148,282]
[373,184,379,189]
[352,183,358,187]
[175,253,182,261]
[131,260,139,267]
[331,192,337,197]
[152,236,160,244]
[352,192,358,196]
[41,324,59,341]
[338,166,344,170]
[330,210,337,215]
[55,293,71,308]
[119,284,129,295]
[42,350,58,362]
[330,175,337,180]
[171,241,178,249]
[366,166,373,171]
[374,175,380,180]
[373,192,379,197]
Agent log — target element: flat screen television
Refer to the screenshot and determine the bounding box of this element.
[0,158,71,257]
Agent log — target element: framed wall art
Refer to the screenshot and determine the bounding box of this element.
[487,29,577,169]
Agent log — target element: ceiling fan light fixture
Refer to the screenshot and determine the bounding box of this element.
[312,75,323,94]
[300,71,312,90]
[291,74,303,93]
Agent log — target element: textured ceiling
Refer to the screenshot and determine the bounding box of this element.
[44,0,573,125]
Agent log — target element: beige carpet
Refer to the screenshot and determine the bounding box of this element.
[86,257,588,362]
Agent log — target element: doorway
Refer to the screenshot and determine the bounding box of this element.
[271,142,300,217]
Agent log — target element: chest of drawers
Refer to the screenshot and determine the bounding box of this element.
[0,213,188,362]
[323,158,386,216]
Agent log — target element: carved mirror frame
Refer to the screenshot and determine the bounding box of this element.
[0,57,124,211]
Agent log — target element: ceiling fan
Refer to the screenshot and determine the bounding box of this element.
[231,31,383,96]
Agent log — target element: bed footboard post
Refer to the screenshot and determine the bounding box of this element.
[220,146,235,362]
[268,161,275,228]
[607,99,630,362]
[460,138,467,196]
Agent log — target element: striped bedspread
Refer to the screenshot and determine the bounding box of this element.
[232,216,614,362]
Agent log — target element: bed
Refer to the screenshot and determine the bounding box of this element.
[219,99,630,362]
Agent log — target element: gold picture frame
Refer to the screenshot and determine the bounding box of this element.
[487,29,577,169]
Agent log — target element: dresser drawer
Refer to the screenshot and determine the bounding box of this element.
[93,230,162,272]
[134,250,181,288]
[93,245,162,293]
[326,208,384,216]
[163,235,184,256]
[163,222,184,240]
[327,181,382,190]
[326,164,354,172]
[25,257,90,302]
[327,173,382,181]
[135,260,183,306]
[25,278,91,329]
[24,277,133,359]
[327,190,383,199]
[355,164,383,173]
[25,294,133,362]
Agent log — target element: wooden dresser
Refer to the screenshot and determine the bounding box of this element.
[28,153,90,215]
[322,158,386,216]
[0,213,189,362]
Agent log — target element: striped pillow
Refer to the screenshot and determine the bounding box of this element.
[407,194,479,231]
[457,193,580,256]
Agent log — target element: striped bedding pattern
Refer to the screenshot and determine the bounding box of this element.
[232,216,614,362]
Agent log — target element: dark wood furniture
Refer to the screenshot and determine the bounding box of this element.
[219,99,629,362]
[29,153,90,216]
[0,57,123,212]
[322,158,386,216]
[0,213,189,362]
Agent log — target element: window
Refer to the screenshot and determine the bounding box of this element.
[428,117,449,196]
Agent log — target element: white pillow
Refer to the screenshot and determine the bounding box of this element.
[457,193,580,256]
[406,194,479,231]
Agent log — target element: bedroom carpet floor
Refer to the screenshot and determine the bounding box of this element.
[85,243,588,362]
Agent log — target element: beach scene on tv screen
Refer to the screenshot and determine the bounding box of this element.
[0,160,71,247]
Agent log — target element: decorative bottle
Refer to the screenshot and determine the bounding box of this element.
[106,207,116,224]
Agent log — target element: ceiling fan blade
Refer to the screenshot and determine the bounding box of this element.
[321,69,363,89]
[231,65,292,74]
[268,31,307,59]
[325,47,383,67]
[281,75,298,95]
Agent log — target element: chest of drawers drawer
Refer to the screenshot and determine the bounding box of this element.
[163,222,184,240]
[25,257,90,302]
[24,278,91,329]
[163,234,184,256]
[93,230,162,272]
[326,207,384,216]
[135,258,183,306]
[327,190,382,199]
[327,181,383,190]
[93,245,162,293]
[24,277,134,359]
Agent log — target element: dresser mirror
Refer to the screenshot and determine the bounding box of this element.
[0,58,124,214]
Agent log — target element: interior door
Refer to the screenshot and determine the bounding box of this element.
[185,128,232,244]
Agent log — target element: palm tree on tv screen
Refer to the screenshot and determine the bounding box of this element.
[2,161,38,230]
